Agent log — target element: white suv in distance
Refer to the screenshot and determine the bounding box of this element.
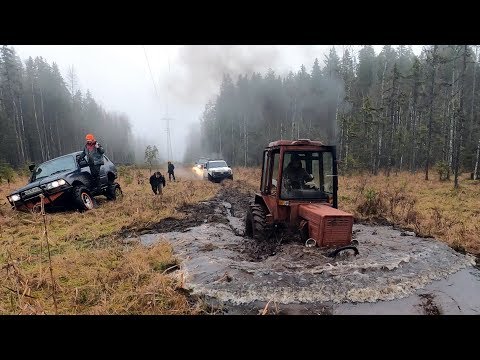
[204,160,233,182]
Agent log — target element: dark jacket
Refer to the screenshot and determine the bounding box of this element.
[81,142,105,166]
[283,164,313,190]
[150,173,166,187]
[168,163,174,173]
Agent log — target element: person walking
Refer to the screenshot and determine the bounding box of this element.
[167,161,176,181]
[149,171,166,195]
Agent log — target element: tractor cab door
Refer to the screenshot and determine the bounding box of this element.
[260,149,280,196]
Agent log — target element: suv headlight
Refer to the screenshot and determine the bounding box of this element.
[45,179,67,190]
[9,194,21,202]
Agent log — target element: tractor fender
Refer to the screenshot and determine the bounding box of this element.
[253,193,274,224]
[253,193,266,208]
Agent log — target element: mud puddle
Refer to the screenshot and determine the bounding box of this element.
[124,185,480,315]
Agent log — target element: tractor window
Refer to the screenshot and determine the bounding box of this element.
[323,152,333,194]
[261,151,268,192]
[280,151,333,201]
[271,151,280,195]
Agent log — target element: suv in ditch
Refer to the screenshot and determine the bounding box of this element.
[7,151,122,212]
[203,160,233,182]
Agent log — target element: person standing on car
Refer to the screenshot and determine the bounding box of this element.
[80,133,105,191]
[167,161,176,181]
[149,171,166,195]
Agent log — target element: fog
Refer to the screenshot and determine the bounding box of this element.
[13,45,423,163]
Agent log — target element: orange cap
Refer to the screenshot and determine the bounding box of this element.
[86,134,95,142]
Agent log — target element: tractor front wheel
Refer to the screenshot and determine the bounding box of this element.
[245,203,272,241]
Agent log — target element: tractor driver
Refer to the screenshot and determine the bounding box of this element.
[282,154,314,191]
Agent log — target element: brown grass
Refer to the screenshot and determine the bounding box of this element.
[1,165,478,314]
[233,168,480,255]
[0,167,218,314]
[339,172,480,255]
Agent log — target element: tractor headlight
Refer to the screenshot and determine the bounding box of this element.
[45,179,67,190]
[10,194,21,202]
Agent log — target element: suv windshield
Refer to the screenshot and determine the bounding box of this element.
[280,151,333,200]
[31,155,76,182]
[209,161,227,168]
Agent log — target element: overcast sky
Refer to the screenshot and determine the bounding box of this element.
[12,45,424,161]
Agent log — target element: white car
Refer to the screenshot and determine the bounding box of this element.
[204,160,233,182]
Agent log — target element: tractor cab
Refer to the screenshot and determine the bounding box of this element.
[261,139,338,208]
[247,139,356,253]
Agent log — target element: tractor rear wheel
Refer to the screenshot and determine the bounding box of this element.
[245,203,273,242]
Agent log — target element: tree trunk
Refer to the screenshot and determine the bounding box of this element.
[31,80,45,161]
[231,116,235,166]
[474,138,480,180]
[448,68,456,178]
[244,115,247,167]
[54,113,62,155]
[11,99,24,165]
[18,96,28,162]
[454,45,468,188]
[469,46,477,146]
[425,45,438,181]
[39,87,50,160]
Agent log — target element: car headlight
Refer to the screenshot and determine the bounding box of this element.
[10,194,21,202]
[45,179,67,190]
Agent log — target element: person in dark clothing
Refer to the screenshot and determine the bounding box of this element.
[167,161,175,181]
[282,154,313,192]
[79,133,105,191]
[149,171,166,195]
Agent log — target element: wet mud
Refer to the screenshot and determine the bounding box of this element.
[124,181,480,315]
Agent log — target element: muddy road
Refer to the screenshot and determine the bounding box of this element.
[124,180,480,315]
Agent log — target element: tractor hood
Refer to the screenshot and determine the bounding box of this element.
[298,203,354,247]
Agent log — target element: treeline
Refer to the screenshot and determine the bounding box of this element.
[191,45,480,186]
[0,45,138,169]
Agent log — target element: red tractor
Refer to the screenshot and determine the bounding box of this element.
[245,139,358,256]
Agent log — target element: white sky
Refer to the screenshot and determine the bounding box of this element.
[12,45,424,161]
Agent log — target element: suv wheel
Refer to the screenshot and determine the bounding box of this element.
[106,183,123,201]
[72,185,95,211]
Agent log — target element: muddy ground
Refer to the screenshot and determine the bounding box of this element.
[123,181,480,315]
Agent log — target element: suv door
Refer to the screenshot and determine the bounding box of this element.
[99,155,108,186]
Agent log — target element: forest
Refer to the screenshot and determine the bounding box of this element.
[0,45,139,173]
[187,45,480,187]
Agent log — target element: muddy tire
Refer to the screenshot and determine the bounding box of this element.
[106,183,123,201]
[208,174,213,182]
[246,203,272,242]
[72,185,95,211]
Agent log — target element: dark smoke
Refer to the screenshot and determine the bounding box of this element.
[166,45,319,105]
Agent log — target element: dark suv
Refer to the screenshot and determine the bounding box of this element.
[7,151,122,212]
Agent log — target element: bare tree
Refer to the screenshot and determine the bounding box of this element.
[66,65,78,98]
[425,45,438,181]
[454,46,468,188]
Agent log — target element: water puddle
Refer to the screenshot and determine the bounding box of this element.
[124,186,480,314]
